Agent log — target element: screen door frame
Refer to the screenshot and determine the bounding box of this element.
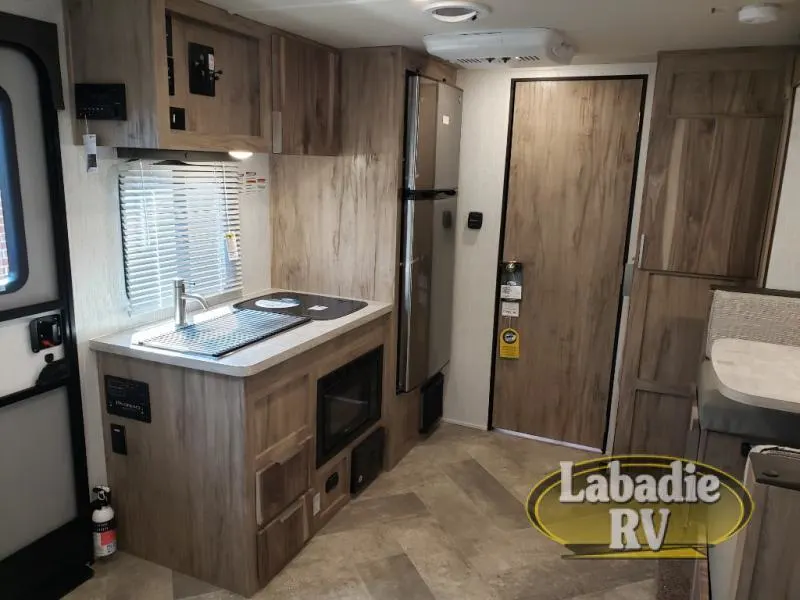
[0,10,92,598]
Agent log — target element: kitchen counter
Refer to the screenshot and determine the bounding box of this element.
[711,338,800,415]
[89,290,392,377]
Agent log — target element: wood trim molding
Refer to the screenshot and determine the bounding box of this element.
[164,130,271,153]
[165,0,271,39]
[151,0,170,148]
[758,56,797,285]
[165,0,340,52]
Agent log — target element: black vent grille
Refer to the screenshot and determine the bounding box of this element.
[455,56,542,66]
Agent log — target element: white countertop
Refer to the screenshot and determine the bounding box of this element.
[89,291,392,377]
[711,338,800,414]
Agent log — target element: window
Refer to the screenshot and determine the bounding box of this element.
[119,161,243,314]
[0,85,28,294]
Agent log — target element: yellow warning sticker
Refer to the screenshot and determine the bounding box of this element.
[499,328,520,360]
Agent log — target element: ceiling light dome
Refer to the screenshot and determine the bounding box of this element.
[739,3,781,24]
[423,1,491,23]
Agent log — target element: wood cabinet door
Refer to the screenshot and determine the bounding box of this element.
[613,270,721,455]
[638,49,791,278]
[170,16,261,137]
[272,34,341,155]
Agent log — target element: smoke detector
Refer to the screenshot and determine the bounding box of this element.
[423,1,491,23]
[739,3,781,24]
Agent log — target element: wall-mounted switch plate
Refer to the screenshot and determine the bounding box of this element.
[467,211,483,230]
[110,424,127,455]
[170,107,186,130]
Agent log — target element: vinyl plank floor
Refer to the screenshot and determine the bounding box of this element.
[357,554,437,600]
[443,459,531,530]
[321,491,430,534]
[66,424,657,600]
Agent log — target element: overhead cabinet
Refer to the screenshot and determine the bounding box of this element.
[66,0,341,154]
[272,34,341,155]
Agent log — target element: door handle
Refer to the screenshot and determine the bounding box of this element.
[636,234,647,269]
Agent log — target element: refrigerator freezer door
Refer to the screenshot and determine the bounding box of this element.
[405,75,463,191]
[434,82,463,191]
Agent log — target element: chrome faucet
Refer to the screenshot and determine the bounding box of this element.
[173,278,210,326]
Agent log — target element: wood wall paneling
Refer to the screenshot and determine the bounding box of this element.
[270,47,406,302]
[98,354,258,595]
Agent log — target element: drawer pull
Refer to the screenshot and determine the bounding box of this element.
[280,502,303,524]
[277,435,313,467]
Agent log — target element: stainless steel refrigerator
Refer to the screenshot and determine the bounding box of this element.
[398,74,463,394]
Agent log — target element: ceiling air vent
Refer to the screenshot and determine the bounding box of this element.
[423,28,575,69]
[423,1,491,23]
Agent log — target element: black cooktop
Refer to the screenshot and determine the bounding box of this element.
[235,292,368,321]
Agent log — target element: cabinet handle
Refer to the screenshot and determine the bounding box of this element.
[277,436,310,467]
[279,501,303,524]
[272,111,283,154]
[636,234,647,269]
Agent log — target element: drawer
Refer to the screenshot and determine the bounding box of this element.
[313,454,350,529]
[256,435,312,526]
[257,491,312,586]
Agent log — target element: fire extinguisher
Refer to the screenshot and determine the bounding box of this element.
[91,486,117,559]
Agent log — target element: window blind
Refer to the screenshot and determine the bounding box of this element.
[119,160,242,314]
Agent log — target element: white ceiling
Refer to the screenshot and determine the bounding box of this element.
[202,0,800,62]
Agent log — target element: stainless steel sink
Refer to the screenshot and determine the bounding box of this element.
[138,309,309,357]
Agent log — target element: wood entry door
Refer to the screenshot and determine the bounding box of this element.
[492,78,645,449]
